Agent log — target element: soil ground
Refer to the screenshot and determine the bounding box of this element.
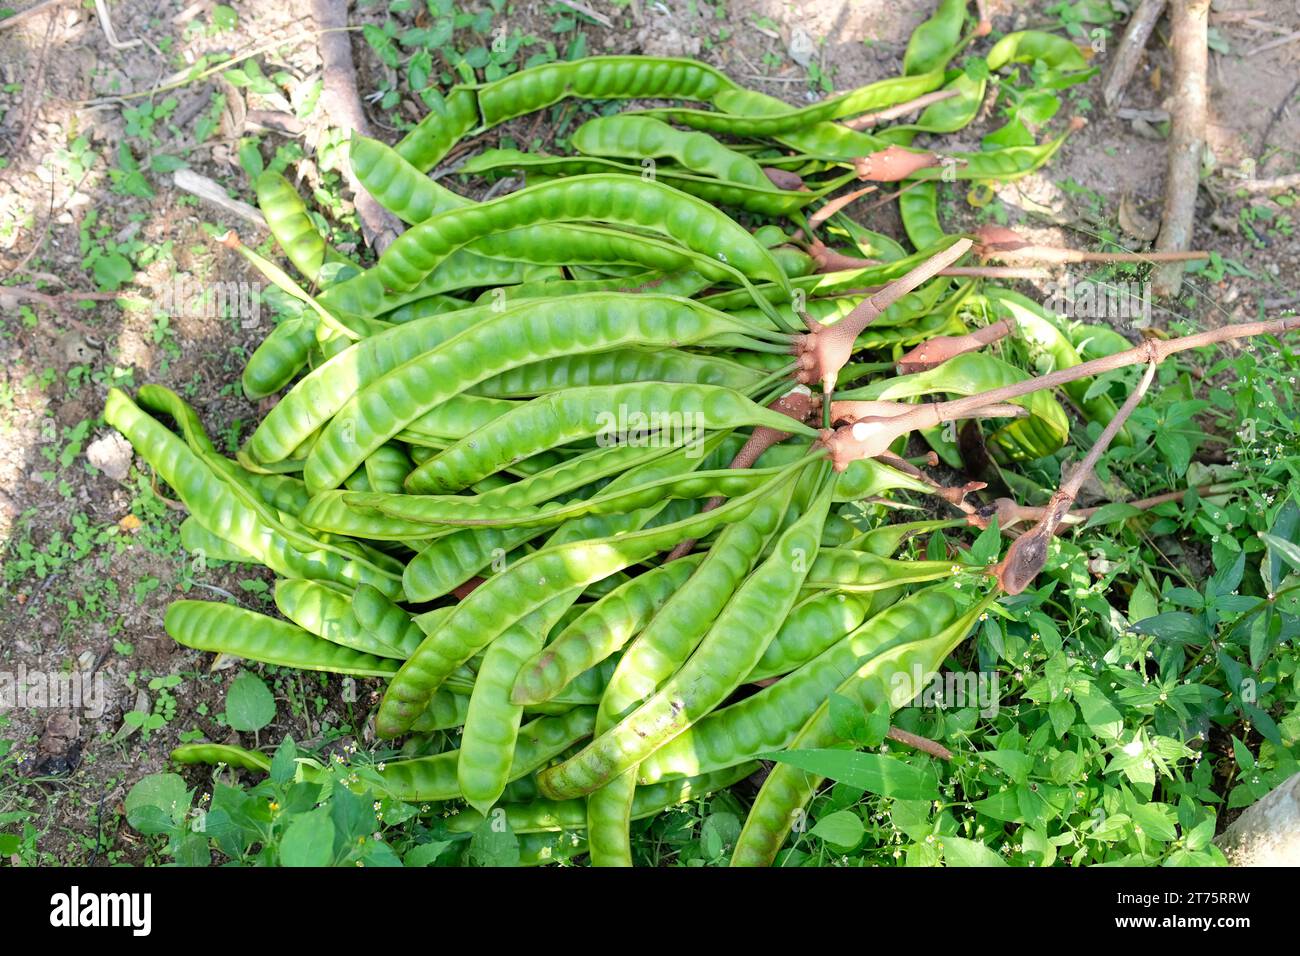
[0,0,1296,864]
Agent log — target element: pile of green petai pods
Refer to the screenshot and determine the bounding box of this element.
[111,3,1123,866]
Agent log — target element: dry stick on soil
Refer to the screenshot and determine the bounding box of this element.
[820,314,1300,472]
[1152,0,1211,298]
[894,317,1016,374]
[0,0,65,31]
[993,361,1158,593]
[1246,28,1300,57]
[973,225,1208,264]
[554,0,613,28]
[314,0,403,252]
[172,169,267,230]
[1102,0,1169,107]
[1236,173,1300,194]
[841,89,960,130]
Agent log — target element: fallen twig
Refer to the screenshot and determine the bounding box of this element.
[1102,0,1168,108]
[1152,0,1211,298]
[1246,28,1300,57]
[1234,173,1300,194]
[93,0,142,49]
[0,0,64,31]
[554,0,613,28]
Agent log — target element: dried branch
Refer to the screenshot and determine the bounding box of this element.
[1102,0,1168,108]
[993,361,1157,593]
[1152,0,1211,298]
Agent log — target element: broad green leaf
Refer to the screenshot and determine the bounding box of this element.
[226,670,276,732]
[940,835,1007,866]
[810,810,864,849]
[279,808,335,866]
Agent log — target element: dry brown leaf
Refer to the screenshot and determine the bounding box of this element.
[1118,193,1159,241]
[118,513,142,532]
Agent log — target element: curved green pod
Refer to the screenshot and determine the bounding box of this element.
[165,601,401,677]
[730,588,996,866]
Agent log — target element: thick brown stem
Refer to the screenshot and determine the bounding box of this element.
[1102,0,1169,107]
[821,314,1300,469]
[895,318,1016,374]
[993,362,1156,593]
[797,239,974,393]
[1152,0,1211,297]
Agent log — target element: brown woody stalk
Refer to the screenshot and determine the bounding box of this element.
[314,0,403,251]
[1102,0,1169,108]
[820,313,1300,470]
[797,238,974,394]
[993,361,1157,593]
[1152,0,1211,297]
[895,318,1016,373]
